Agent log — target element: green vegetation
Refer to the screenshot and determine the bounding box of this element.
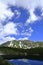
[0,40,43,55]
[1,40,43,49]
[0,46,43,55]
[0,40,43,60]
[0,46,43,60]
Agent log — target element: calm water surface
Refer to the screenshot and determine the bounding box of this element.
[9,59,43,65]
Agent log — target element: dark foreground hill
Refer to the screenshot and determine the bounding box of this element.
[0,46,43,60]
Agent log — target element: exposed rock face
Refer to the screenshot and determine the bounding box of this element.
[1,40,43,49]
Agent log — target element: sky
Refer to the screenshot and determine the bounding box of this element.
[0,0,43,44]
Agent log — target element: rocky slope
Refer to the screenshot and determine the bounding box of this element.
[1,40,43,49]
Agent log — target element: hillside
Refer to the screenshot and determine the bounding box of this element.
[0,40,43,60]
[0,46,43,60]
[1,40,43,49]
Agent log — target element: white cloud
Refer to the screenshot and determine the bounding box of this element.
[0,0,43,24]
[3,0,42,9]
[0,23,4,37]
[15,0,43,23]
[0,21,34,44]
[0,22,18,37]
[1,0,43,10]
[26,8,42,24]
[21,27,33,37]
[4,22,18,35]
[18,37,29,40]
[0,0,43,44]
[29,27,33,33]
[0,1,14,22]
[27,9,38,23]
[2,0,43,24]
[1,0,16,5]
[0,22,33,44]
[0,36,16,45]
[0,22,18,44]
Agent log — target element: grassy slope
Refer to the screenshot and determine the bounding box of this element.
[2,40,43,48]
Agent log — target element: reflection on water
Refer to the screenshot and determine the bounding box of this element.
[9,59,43,65]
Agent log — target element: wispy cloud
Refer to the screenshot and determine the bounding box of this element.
[0,1,14,22]
[18,37,29,40]
[2,0,43,8]
[0,0,43,24]
[0,0,43,44]
[21,27,33,37]
[2,0,43,23]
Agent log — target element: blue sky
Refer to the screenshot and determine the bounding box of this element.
[0,0,43,44]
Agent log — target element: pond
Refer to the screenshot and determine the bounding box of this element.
[9,59,43,65]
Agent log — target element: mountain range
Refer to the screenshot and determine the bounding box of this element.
[1,40,43,49]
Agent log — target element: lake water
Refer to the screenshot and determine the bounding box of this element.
[9,59,43,65]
